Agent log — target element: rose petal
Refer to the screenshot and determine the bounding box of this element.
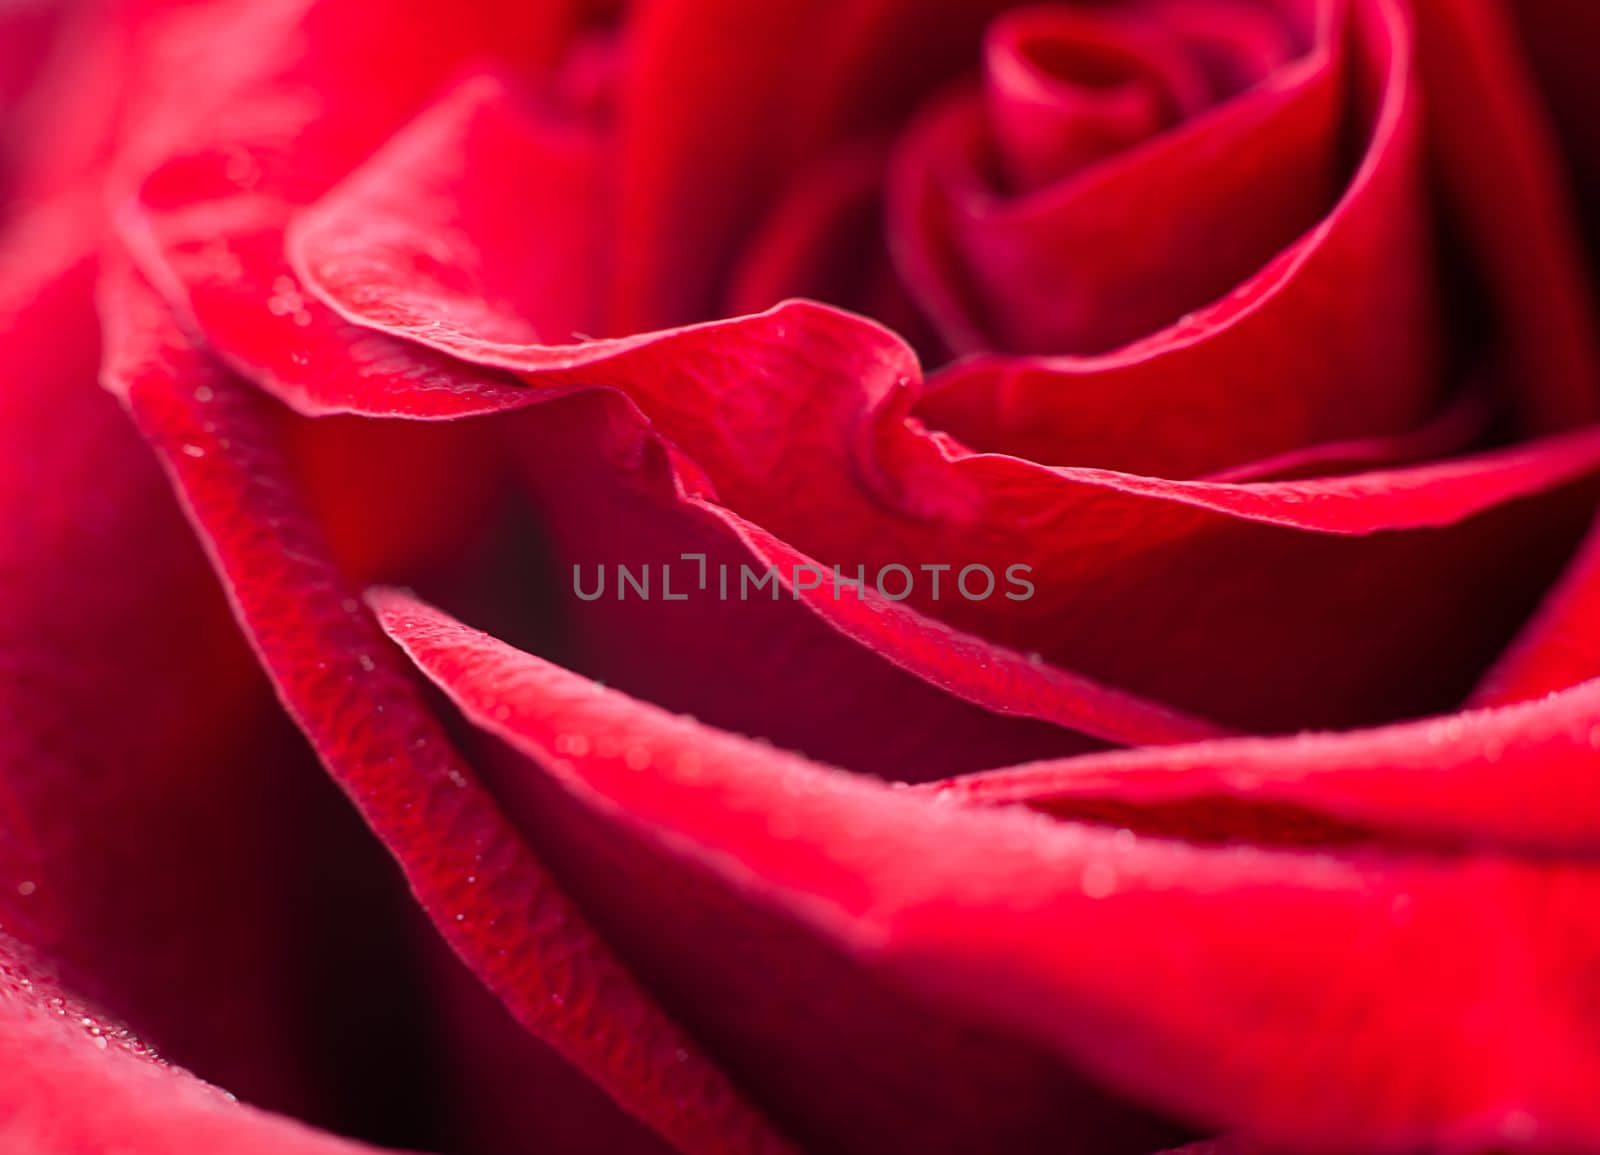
[0,199,394,1122]
[891,0,1352,365]
[0,935,399,1155]
[1198,385,1490,483]
[608,0,825,331]
[374,588,1600,1152]
[1409,0,1600,431]
[926,672,1600,855]
[376,594,1202,1155]
[119,0,582,418]
[899,0,1439,473]
[723,141,927,349]
[1469,509,1600,706]
[291,74,1600,734]
[507,390,1221,768]
[99,262,800,1155]
[607,0,1025,332]
[979,6,1214,193]
[408,925,680,1155]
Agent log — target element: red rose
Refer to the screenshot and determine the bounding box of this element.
[4,1,1600,1153]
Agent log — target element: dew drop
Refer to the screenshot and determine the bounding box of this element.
[1080,862,1117,899]
[1500,1110,1537,1144]
[223,149,260,187]
[15,881,35,897]
[180,444,206,458]
[556,733,592,757]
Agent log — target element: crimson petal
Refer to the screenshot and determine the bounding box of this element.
[1,199,359,1119]
[373,587,1600,1151]
[0,935,401,1155]
[290,74,1600,733]
[926,673,1600,855]
[99,261,799,1155]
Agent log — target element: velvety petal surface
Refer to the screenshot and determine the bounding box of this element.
[0,200,420,1130]
[0,936,400,1155]
[285,71,1600,738]
[120,0,581,418]
[0,0,1589,1153]
[99,261,799,1155]
[374,588,1600,1153]
[926,674,1600,854]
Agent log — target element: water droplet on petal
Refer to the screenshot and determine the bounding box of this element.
[1501,1110,1537,1144]
[556,733,591,757]
[1081,862,1117,899]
